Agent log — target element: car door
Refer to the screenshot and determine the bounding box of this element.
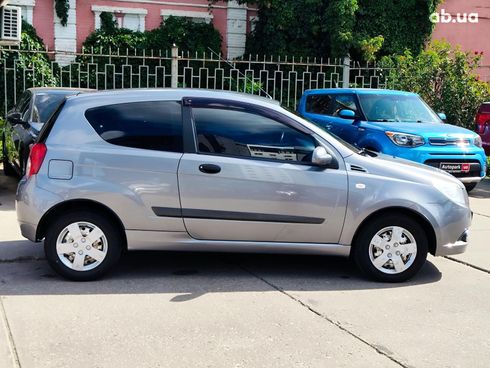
[303,93,363,145]
[177,98,348,244]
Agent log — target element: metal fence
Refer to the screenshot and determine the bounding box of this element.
[0,46,394,115]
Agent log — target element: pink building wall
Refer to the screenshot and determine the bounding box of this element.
[32,0,54,50]
[432,0,490,81]
[15,0,257,58]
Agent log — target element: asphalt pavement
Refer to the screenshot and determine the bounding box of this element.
[0,169,489,368]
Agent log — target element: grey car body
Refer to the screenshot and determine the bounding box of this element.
[16,89,471,281]
[2,87,94,177]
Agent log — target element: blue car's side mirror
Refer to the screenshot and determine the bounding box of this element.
[437,112,447,121]
[339,109,356,119]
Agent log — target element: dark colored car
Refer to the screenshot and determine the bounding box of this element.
[475,102,490,156]
[2,87,94,177]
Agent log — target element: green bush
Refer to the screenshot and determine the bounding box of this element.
[380,41,490,129]
[81,15,221,54]
[145,16,221,54]
[81,28,146,54]
[0,21,57,115]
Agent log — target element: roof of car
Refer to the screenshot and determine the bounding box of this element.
[27,87,96,94]
[66,88,280,106]
[303,88,418,96]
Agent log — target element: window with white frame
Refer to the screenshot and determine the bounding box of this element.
[249,16,258,32]
[160,10,213,24]
[8,0,35,24]
[92,5,147,32]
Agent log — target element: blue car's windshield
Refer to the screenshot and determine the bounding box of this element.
[358,94,442,124]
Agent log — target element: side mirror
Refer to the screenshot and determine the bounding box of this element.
[437,112,447,121]
[312,146,333,167]
[7,112,23,125]
[338,109,356,120]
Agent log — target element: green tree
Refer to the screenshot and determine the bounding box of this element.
[353,0,441,59]
[0,21,57,114]
[380,41,490,129]
[231,0,442,60]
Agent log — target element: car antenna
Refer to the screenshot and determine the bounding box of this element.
[207,47,273,100]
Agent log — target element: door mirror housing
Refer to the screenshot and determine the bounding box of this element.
[312,146,333,167]
[437,112,447,122]
[338,109,356,120]
[7,111,23,126]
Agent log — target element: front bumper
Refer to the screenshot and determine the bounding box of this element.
[435,230,469,256]
[389,145,487,182]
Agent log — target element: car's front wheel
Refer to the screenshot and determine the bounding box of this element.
[353,214,428,282]
[44,211,123,281]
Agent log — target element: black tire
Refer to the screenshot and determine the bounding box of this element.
[2,158,17,177]
[464,182,477,192]
[44,211,124,281]
[352,214,428,283]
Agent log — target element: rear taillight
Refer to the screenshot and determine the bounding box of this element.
[476,105,490,134]
[26,143,47,177]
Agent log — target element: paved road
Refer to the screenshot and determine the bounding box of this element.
[0,170,489,368]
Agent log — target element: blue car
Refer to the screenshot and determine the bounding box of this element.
[297,88,487,191]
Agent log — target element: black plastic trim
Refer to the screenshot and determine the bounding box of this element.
[152,207,324,224]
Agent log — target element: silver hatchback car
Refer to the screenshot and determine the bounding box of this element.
[16,89,471,282]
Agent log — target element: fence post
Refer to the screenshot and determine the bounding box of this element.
[171,44,178,88]
[342,55,350,88]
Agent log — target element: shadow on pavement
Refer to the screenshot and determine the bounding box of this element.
[0,169,18,211]
[0,251,442,298]
[469,178,490,199]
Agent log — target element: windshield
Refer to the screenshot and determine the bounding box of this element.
[32,93,72,123]
[358,94,442,123]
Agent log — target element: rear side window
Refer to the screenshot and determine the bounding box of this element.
[306,94,359,118]
[32,93,69,123]
[85,101,183,152]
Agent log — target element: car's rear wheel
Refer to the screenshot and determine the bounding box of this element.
[44,211,123,281]
[353,214,428,282]
[464,182,477,192]
[2,158,17,177]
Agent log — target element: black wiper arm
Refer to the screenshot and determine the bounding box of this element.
[358,147,377,157]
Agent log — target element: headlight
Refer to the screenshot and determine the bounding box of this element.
[433,180,467,206]
[385,131,425,147]
[474,135,483,148]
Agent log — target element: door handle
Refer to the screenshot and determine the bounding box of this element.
[199,164,221,174]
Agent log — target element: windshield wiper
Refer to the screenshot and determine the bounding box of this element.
[371,119,397,122]
[358,147,378,157]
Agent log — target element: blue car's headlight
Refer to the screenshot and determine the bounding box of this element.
[474,135,483,148]
[385,131,425,147]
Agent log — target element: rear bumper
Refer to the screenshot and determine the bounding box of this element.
[19,221,38,242]
[16,177,63,242]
